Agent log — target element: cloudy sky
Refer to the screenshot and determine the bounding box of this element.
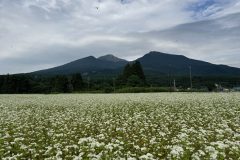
[0,0,240,74]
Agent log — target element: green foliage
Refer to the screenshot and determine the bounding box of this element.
[0,73,239,93]
[104,87,114,93]
[116,87,169,93]
[119,61,146,87]
[205,82,216,91]
[127,75,144,87]
[122,63,132,80]
[0,73,85,94]
[71,73,84,91]
[131,61,146,81]
[0,74,30,93]
[51,75,70,93]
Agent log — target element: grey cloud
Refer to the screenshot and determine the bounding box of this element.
[140,12,240,66]
[0,0,240,74]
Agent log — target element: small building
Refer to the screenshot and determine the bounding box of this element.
[215,84,230,92]
[232,87,240,92]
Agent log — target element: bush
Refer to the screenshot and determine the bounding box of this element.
[104,87,114,93]
[116,87,169,93]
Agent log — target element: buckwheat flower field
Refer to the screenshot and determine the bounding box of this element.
[0,93,240,159]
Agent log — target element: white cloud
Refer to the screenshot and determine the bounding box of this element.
[0,0,240,74]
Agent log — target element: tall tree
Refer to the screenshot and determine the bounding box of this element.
[71,73,83,91]
[1,74,11,93]
[118,61,146,86]
[132,61,146,81]
[127,75,144,87]
[122,63,132,80]
[51,75,71,93]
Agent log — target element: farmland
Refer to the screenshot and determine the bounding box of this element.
[0,93,240,159]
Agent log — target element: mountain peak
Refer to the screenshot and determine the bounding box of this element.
[98,54,127,62]
[148,51,164,54]
[84,56,96,59]
[147,51,173,56]
[145,51,187,58]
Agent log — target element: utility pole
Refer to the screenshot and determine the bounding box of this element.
[189,66,192,89]
[173,79,176,91]
[87,76,90,91]
[113,78,116,93]
[102,76,105,90]
[169,64,172,91]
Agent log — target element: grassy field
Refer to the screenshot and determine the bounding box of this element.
[0,93,240,159]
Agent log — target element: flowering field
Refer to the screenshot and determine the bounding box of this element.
[0,93,240,159]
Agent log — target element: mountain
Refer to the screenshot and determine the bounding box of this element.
[137,51,240,76]
[32,55,128,75]
[31,51,240,76]
[98,54,126,63]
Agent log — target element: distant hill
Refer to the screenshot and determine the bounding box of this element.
[137,51,240,76]
[31,51,240,76]
[32,55,128,76]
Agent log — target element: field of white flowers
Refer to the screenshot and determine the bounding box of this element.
[0,93,240,159]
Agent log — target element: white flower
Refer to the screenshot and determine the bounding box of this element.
[139,153,155,160]
[169,145,184,158]
[205,146,218,160]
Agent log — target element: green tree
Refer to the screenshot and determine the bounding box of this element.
[122,63,132,80]
[206,82,216,92]
[132,61,146,82]
[1,74,11,93]
[51,75,71,93]
[127,75,144,87]
[71,73,83,91]
[118,61,146,86]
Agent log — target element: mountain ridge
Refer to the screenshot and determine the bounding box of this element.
[31,51,240,76]
[137,51,240,76]
[98,54,127,63]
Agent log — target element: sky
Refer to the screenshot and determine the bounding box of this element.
[0,0,240,74]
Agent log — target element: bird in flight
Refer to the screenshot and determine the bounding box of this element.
[96,7,99,10]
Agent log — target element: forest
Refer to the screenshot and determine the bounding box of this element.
[0,61,239,94]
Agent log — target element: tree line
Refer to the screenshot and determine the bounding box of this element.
[0,61,239,93]
[0,73,83,94]
[0,61,146,93]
